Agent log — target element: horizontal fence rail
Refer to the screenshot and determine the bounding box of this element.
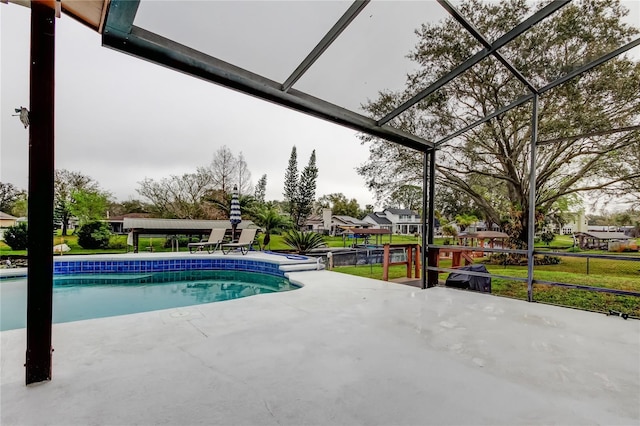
[424,245,640,316]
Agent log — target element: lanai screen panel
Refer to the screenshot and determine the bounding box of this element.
[492,0,640,89]
[133,1,351,83]
[102,0,639,151]
[292,1,462,114]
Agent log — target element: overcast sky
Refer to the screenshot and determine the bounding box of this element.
[1,1,446,209]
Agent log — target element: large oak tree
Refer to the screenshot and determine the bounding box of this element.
[358,0,639,245]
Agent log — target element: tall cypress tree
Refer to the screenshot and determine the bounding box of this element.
[296,150,318,229]
[283,146,298,217]
[255,174,267,204]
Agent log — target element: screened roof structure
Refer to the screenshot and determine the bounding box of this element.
[91,0,639,151]
[10,0,638,151]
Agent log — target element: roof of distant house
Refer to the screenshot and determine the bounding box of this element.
[123,218,256,232]
[107,212,152,221]
[346,228,392,235]
[305,215,323,224]
[333,215,369,226]
[0,211,17,220]
[385,208,417,216]
[575,231,631,240]
[364,213,392,225]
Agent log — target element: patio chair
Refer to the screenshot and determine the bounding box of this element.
[221,228,260,255]
[188,228,227,254]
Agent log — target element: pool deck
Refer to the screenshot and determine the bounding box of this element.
[1,269,639,425]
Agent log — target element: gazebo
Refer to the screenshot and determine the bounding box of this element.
[457,230,510,249]
[574,231,632,250]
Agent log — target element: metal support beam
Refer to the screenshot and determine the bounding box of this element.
[437,0,538,93]
[537,124,640,146]
[102,0,140,34]
[432,37,640,148]
[435,93,533,146]
[26,0,55,385]
[427,148,436,288]
[421,151,428,289]
[527,94,538,303]
[540,37,640,94]
[281,0,369,92]
[377,0,568,126]
[102,25,434,151]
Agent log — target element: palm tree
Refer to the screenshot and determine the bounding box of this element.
[254,206,291,249]
[282,230,326,254]
[454,213,479,232]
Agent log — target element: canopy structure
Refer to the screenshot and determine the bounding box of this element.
[6,0,639,384]
[122,218,257,253]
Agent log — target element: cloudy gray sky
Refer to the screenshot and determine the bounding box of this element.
[1,1,448,209]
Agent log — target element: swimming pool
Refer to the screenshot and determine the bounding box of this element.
[0,270,297,331]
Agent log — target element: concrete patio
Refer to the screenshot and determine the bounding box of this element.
[1,270,638,425]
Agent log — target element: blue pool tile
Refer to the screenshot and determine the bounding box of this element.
[48,257,288,278]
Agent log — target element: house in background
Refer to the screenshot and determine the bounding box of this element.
[363,212,393,232]
[467,221,501,233]
[364,208,422,235]
[331,215,370,234]
[304,209,369,235]
[0,211,18,240]
[619,226,638,238]
[304,208,333,233]
[546,210,588,234]
[0,211,18,228]
[106,212,152,234]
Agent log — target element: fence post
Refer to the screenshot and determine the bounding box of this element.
[427,247,440,287]
[383,244,390,281]
[406,246,413,278]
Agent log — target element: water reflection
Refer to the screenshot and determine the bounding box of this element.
[1,271,296,331]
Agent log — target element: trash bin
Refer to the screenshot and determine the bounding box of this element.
[445,264,491,293]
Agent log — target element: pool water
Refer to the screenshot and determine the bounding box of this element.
[0,270,296,331]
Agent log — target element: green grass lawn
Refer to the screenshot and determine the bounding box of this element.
[334,254,640,317]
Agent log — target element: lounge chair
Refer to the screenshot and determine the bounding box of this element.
[221,228,260,255]
[188,228,227,254]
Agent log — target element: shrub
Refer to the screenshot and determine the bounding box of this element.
[540,231,556,246]
[3,222,28,250]
[535,255,561,265]
[282,230,326,254]
[77,221,111,249]
[441,224,458,239]
[108,238,126,250]
[486,253,560,266]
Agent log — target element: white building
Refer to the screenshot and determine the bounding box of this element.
[304,209,369,235]
[364,208,422,235]
[550,211,588,234]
